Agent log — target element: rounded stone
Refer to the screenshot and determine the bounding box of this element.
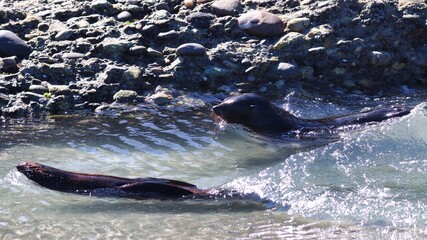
[54,29,74,41]
[176,43,206,57]
[211,0,241,16]
[238,10,284,37]
[277,62,301,80]
[0,30,31,57]
[128,46,148,56]
[117,11,133,22]
[286,17,310,32]
[113,90,138,103]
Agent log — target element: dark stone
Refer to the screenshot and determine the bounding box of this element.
[128,46,148,56]
[176,43,207,57]
[157,30,179,39]
[0,57,19,73]
[187,12,216,29]
[0,30,31,57]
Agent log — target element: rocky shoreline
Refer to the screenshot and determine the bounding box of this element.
[0,0,426,117]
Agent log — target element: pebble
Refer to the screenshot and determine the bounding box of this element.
[211,0,241,16]
[113,90,137,103]
[147,91,173,105]
[62,52,85,59]
[176,43,206,57]
[286,17,310,32]
[277,62,301,80]
[238,10,284,37]
[147,48,163,57]
[0,30,31,57]
[54,29,74,41]
[157,30,179,39]
[128,46,148,56]
[117,11,133,22]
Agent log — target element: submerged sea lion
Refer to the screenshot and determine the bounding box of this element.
[212,93,412,135]
[16,162,252,200]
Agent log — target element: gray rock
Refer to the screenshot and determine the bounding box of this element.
[157,30,179,39]
[29,84,48,94]
[128,46,148,56]
[48,84,71,95]
[211,0,241,16]
[62,52,85,59]
[113,90,137,103]
[147,48,163,57]
[0,30,31,57]
[147,91,173,105]
[0,56,18,73]
[54,29,74,41]
[176,43,206,57]
[370,51,392,66]
[187,12,216,28]
[277,62,301,80]
[286,17,310,32]
[117,11,133,22]
[238,11,284,37]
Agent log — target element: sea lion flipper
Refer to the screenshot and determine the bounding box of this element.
[141,177,197,188]
[118,181,197,198]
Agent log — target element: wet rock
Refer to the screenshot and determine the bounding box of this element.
[286,17,310,32]
[0,30,31,57]
[147,48,164,58]
[117,11,133,22]
[157,30,179,40]
[147,91,173,105]
[46,95,72,112]
[176,43,206,57]
[211,0,241,16]
[238,11,284,37]
[149,10,172,25]
[62,52,85,59]
[54,29,74,41]
[187,12,216,29]
[0,57,18,73]
[277,62,302,80]
[2,99,30,117]
[370,51,392,66]
[273,32,306,50]
[99,38,132,59]
[113,90,138,103]
[48,84,71,95]
[128,46,148,56]
[123,66,145,90]
[29,84,48,94]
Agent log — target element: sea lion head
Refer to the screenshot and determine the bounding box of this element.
[17,162,68,189]
[213,93,293,133]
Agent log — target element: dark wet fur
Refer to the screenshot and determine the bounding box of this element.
[16,162,262,201]
[212,93,412,135]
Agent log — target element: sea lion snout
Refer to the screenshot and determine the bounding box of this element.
[17,162,42,177]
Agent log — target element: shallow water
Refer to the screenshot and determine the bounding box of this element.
[1,91,427,239]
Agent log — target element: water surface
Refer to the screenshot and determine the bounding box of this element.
[1,91,427,239]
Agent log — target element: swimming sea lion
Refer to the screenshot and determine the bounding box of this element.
[212,93,412,135]
[16,162,249,200]
[237,10,284,37]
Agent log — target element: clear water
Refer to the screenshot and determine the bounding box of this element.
[1,91,427,239]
